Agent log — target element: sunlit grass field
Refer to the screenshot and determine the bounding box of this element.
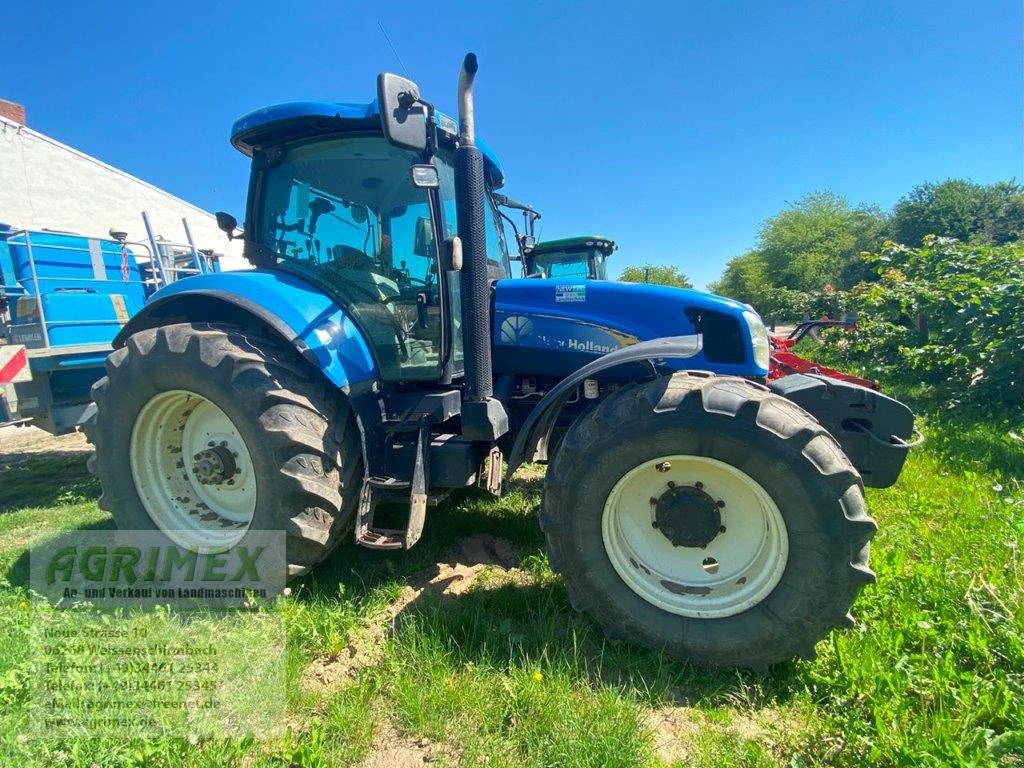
[0,415,1021,767]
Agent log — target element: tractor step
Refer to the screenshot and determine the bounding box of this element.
[366,476,412,491]
[355,417,430,550]
[355,477,428,550]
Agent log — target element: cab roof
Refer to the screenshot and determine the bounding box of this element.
[230,99,505,188]
[531,236,617,254]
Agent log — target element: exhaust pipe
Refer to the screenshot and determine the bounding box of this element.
[454,53,508,441]
[458,53,477,147]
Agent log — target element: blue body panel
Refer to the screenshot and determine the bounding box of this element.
[230,99,505,188]
[142,270,378,390]
[492,279,766,378]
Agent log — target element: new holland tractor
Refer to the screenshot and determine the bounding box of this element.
[87,54,916,668]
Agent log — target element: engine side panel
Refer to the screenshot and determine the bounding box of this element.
[492,278,765,378]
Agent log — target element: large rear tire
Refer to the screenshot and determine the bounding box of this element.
[542,372,877,668]
[85,323,361,577]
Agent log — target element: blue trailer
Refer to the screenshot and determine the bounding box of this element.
[0,219,220,433]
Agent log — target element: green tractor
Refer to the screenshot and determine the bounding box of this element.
[523,236,615,280]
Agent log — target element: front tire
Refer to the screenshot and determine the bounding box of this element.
[85,323,361,577]
[542,372,877,668]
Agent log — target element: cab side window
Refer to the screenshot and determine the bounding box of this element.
[483,198,509,280]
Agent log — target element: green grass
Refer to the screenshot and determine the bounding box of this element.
[0,418,1021,767]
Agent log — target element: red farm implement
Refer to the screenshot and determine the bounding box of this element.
[769,319,880,391]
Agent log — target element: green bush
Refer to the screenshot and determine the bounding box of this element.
[827,237,1024,416]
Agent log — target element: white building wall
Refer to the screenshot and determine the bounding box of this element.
[0,115,247,270]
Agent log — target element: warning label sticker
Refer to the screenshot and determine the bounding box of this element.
[110,295,130,324]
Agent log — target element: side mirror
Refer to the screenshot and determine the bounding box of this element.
[413,216,434,257]
[216,211,239,240]
[377,72,427,151]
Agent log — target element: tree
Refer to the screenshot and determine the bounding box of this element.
[619,264,693,288]
[829,237,1024,415]
[709,251,769,304]
[709,192,887,320]
[756,191,887,293]
[891,179,1024,246]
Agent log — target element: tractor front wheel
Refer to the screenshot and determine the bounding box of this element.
[85,323,361,577]
[542,372,877,668]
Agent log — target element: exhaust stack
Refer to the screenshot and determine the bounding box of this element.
[454,53,508,441]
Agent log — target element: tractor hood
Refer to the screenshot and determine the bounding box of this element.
[492,278,768,379]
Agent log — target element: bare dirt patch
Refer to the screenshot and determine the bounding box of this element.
[0,425,90,465]
[359,718,458,768]
[645,705,807,764]
[302,534,526,692]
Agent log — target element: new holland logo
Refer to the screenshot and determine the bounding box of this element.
[500,315,534,344]
[567,338,617,354]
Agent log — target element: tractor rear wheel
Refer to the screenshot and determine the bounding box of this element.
[85,322,361,577]
[541,372,877,668]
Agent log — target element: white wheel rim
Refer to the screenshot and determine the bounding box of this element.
[602,455,788,619]
[130,389,256,550]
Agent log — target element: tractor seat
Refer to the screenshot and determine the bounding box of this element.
[332,244,375,270]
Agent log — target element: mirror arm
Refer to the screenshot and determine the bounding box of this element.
[495,206,525,260]
[422,100,439,158]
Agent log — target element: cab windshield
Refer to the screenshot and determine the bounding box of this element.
[257,136,444,380]
[531,248,607,280]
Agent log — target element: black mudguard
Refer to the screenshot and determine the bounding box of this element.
[505,335,703,476]
[770,373,916,488]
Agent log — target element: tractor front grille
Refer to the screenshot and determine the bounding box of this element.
[684,308,746,365]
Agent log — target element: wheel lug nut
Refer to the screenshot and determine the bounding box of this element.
[656,462,671,473]
[652,521,659,529]
[649,497,658,505]
[719,525,727,533]
[208,441,214,447]
[716,500,725,508]
[695,481,704,490]
[666,480,676,489]
[220,441,228,447]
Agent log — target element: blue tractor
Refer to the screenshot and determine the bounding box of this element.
[87,55,915,667]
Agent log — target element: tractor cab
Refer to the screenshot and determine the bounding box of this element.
[523,236,616,280]
[225,97,512,384]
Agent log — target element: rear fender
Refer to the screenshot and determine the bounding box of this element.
[114,270,377,391]
[506,335,702,476]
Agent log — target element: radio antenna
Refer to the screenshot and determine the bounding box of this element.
[378,21,411,78]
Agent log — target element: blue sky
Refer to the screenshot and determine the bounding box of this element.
[3,1,1021,288]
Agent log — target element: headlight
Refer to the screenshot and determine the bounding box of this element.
[742,310,771,370]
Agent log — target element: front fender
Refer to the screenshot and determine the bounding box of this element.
[115,270,377,391]
[506,334,702,476]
